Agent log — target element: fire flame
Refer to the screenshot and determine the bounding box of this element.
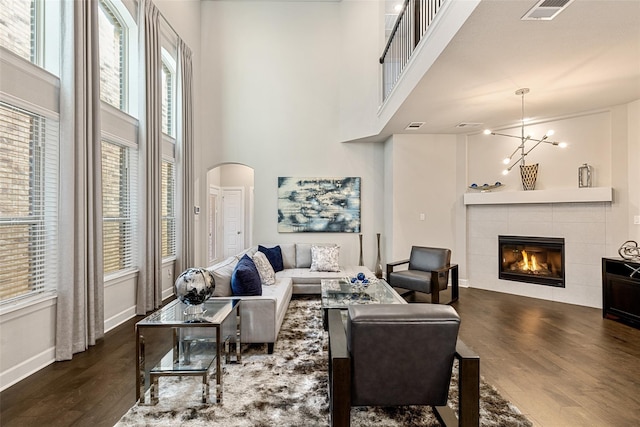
[521,250,538,271]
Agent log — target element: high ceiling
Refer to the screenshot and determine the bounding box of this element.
[380,0,640,136]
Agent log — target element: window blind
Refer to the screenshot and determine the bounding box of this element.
[161,61,174,137]
[0,0,35,62]
[161,160,176,259]
[98,0,125,111]
[0,101,59,302]
[102,140,137,275]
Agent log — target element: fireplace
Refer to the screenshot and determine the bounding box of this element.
[499,235,565,287]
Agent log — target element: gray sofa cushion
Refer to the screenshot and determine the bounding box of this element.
[208,256,238,297]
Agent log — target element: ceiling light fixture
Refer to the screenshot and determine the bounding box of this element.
[484,88,567,176]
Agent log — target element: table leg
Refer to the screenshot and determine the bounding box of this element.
[203,372,210,403]
[215,324,222,403]
[137,332,146,404]
[236,304,241,362]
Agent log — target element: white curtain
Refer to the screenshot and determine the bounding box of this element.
[176,38,195,274]
[56,0,104,360]
[136,0,163,314]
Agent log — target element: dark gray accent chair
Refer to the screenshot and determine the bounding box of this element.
[386,246,459,304]
[328,304,480,427]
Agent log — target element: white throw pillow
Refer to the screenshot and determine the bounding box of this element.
[252,251,276,285]
[310,245,340,272]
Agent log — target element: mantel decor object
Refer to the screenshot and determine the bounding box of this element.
[520,163,538,191]
[578,163,592,188]
[468,182,504,192]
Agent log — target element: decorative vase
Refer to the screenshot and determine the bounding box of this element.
[358,234,364,266]
[578,163,592,188]
[520,163,538,191]
[174,267,215,316]
[375,233,383,279]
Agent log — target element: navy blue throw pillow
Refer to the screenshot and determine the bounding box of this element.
[258,245,284,272]
[231,254,262,296]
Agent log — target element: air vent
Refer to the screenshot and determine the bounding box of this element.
[405,122,425,130]
[456,122,483,128]
[521,0,575,20]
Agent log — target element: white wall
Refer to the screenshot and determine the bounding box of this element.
[384,134,460,265]
[197,1,387,269]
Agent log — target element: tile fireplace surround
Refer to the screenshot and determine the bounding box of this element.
[465,189,613,308]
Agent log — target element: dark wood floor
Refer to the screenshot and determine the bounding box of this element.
[1,288,639,427]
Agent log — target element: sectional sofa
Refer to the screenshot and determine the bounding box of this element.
[207,243,374,353]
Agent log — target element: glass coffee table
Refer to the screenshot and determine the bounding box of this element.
[321,278,407,330]
[135,299,241,405]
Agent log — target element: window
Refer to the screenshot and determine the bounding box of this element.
[0,0,60,75]
[160,43,177,261]
[102,140,137,275]
[0,101,59,302]
[161,160,176,259]
[99,0,138,278]
[98,0,125,110]
[161,59,175,137]
[0,0,35,62]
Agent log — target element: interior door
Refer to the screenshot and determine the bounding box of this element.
[207,186,220,265]
[223,188,244,258]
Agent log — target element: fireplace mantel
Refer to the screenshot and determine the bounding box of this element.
[463,187,613,205]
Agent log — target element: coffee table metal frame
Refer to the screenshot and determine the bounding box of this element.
[135,298,241,405]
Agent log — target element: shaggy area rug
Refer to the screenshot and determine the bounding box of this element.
[116,298,532,427]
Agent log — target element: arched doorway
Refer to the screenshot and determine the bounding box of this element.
[206,163,254,265]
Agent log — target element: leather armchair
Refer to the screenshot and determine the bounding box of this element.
[386,246,459,304]
[328,305,479,427]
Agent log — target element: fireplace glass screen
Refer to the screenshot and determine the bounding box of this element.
[499,236,565,287]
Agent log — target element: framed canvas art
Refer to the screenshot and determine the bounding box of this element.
[277,177,361,232]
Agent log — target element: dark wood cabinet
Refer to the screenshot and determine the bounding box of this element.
[602,257,640,328]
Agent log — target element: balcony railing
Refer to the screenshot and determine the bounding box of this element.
[380,0,445,102]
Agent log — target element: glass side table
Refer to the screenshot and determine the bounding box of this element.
[135,298,241,405]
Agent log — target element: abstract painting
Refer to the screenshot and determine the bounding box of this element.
[277,177,361,232]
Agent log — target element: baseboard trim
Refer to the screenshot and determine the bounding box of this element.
[104,306,137,333]
[0,347,55,392]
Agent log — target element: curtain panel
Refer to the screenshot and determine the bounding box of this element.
[56,0,104,360]
[176,38,195,275]
[136,0,163,314]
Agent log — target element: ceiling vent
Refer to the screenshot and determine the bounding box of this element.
[456,122,483,128]
[521,0,575,21]
[405,122,425,130]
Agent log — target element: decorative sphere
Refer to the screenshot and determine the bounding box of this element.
[356,272,366,281]
[351,277,357,283]
[174,268,215,306]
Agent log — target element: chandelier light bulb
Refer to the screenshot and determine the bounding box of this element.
[502,169,509,175]
[559,142,567,148]
[503,158,510,164]
[483,129,492,135]
[547,130,555,136]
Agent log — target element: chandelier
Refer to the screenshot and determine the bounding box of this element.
[484,88,567,176]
